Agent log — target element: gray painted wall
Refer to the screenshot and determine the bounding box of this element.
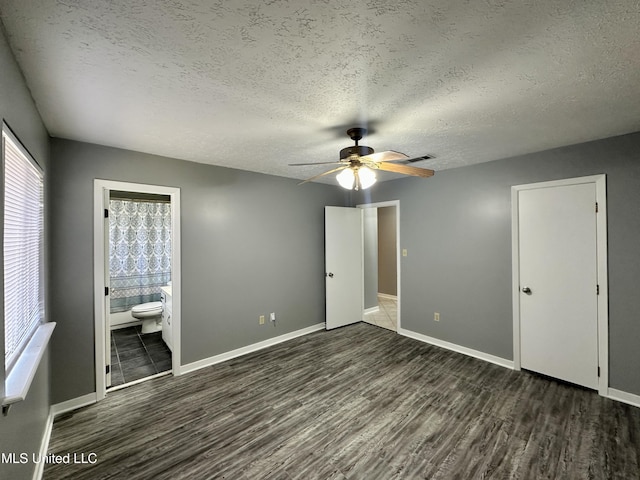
[49,139,346,404]
[363,208,378,309]
[377,206,397,296]
[356,131,640,396]
[0,26,51,480]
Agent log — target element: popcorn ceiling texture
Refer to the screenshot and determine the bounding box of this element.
[0,0,639,181]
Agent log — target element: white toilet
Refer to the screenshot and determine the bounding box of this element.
[131,301,163,334]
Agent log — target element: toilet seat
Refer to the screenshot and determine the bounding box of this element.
[131,301,163,319]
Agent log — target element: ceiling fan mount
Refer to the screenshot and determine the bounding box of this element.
[289,127,435,190]
[340,128,374,160]
[346,127,367,143]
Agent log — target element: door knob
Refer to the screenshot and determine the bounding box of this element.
[326,272,334,278]
[522,286,532,294]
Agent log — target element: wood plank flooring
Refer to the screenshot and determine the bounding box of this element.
[45,323,640,479]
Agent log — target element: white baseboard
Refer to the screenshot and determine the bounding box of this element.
[398,327,514,370]
[607,388,640,409]
[364,306,380,315]
[32,410,54,480]
[32,393,97,480]
[51,392,97,417]
[179,323,326,375]
[377,293,397,300]
[110,320,142,330]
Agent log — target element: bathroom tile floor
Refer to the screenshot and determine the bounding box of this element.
[363,294,397,331]
[110,326,172,388]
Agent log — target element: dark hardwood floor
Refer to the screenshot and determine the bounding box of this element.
[45,323,640,479]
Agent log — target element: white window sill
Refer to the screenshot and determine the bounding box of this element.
[2,322,56,409]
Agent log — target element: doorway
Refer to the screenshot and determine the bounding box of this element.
[93,180,181,401]
[358,200,400,331]
[511,175,608,395]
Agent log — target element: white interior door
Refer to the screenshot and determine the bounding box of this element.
[325,206,363,330]
[518,183,598,389]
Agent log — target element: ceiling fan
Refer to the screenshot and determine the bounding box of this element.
[290,127,435,190]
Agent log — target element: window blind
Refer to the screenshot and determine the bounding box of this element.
[3,129,44,373]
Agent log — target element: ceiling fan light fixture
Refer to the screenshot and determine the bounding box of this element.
[336,167,355,189]
[336,166,377,190]
[358,166,377,190]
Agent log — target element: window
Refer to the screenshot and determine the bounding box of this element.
[2,125,50,408]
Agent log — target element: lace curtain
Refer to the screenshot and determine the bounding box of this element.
[109,199,171,313]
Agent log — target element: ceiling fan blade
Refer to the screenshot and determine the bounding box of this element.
[289,161,345,166]
[376,162,434,178]
[298,165,349,185]
[360,150,409,163]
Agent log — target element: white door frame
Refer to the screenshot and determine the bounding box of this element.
[357,200,401,330]
[511,175,608,396]
[93,179,182,401]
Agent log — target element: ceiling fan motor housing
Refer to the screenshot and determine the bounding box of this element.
[340,145,374,160]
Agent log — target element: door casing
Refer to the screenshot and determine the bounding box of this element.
[93,179,182,401]
[511,175,608,396]
[357,200,401,330]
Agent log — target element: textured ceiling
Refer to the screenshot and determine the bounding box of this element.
[1,0,639,184]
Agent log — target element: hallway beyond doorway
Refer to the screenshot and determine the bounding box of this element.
[363,294,397,331]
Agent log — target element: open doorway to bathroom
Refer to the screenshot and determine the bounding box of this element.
[359,201,400,331]
[94,180,181,401]
[107,191,172,388]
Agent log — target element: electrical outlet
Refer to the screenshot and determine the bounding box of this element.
[402,248,408,257]
[259,315,265,325]
[270,312,276,323]
[434,312,440,322]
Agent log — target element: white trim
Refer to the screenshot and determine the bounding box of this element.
[32,393,98,480]
[32,410,54,480]
[377,293,397,300]
[2,323,56,406]
[595,176,609,395]
[607,388,640,409]
[50,392,97,417]
[364,306,380,315]
[399,327,515,370]
[180,323,325,375]
[107,370,171,392]
[360,208,365,322]
[511,174,608,396]
[94,179,182,403]
[357,200,401,331]
[511,186,521,371]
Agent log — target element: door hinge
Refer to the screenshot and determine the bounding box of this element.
[105,286,109,296]
[598,366,600,377]
[104,208,109,218]
[106,365,110,374]
[596,284,600,295]
[595,202,598,213]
